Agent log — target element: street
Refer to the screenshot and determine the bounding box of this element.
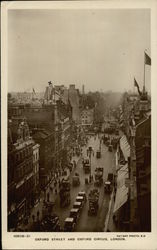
[52,134,116,231]
[19,133,116,232]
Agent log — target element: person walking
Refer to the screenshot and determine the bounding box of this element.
[37,210,40,221]
[32,214,35,223]
[47,192,50,202]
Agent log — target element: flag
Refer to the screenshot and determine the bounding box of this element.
[145,52,151,65]
[134,78,141,96]
[134,78,138,87]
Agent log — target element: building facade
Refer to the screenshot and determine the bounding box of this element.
[32,143,40,204]
[80,107,94,128]
[116,89,151,232]
[8,119,37,230]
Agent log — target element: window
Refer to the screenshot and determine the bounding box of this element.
[16,153,19,162]
[20,152,22,161]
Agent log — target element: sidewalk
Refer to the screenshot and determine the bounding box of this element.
[104,190,118,232]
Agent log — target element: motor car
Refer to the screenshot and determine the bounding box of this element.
[84,163,91,174]
[108,144,113,152]
[78,191,87,202]
[72,176,80,186]
[104,181,111,193]
[76,196,84,207]
[96,150,101,158]
[73,201,82,213]
[69,208,80,223]
[64,217,76,232]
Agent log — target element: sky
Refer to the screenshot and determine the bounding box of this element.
[8,9,150,93]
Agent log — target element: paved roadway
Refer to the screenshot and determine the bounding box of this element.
[53,134,116,232]
[19,133,116,232]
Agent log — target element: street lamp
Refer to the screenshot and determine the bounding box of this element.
[87,146,94,180]
[99,137,102,151]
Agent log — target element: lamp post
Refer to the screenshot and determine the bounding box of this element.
[99,137,102,151]
[87,146,94,180]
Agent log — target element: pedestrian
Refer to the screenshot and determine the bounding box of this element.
[47,192,50,202]
[89,175,91,183]
[55,188,57,195]
[37,210,40,221]
[32,214,35,223]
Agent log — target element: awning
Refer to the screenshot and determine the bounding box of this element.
[116,164,129,187]
[113,185,129,213]
[113,164,129,213]
[120,135,130,161]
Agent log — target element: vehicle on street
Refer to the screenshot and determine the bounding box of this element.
[82,158,90,166]
[59,179,71,207]
[115,130,119,135]
[107,173,114,184]
[69,208,80,223]
[104,181,111,193]
[75,172,79,176]
[83,159,90,173]
[72,175,80,186]
[108,144,113,152]
[94,167,103,186]
[88,189,99,216]
[84,163,91,174]
[40,214,61,232]
[76,196,84,207]
[64,217,76,232]
[96,150,101,158]
[42,201,55,217]
[85,177,88,184]
[111,137,119,149]
[104,127,114,134]
[103,135,108,144]
[78,191,87,202]
[73,201,82,213]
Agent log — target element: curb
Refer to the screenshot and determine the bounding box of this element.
[104,190,114,232]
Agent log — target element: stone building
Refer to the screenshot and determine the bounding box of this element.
[32,143,40,204]
[116,89,151,232]
[8,119,37,230]
[135,115,151,231]
[32,128,54,190]
[80,107,94,128]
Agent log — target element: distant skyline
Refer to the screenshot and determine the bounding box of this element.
[8,9,150,93]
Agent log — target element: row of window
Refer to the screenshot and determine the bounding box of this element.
[15,146,33,163]
[9,108,22,116]
[16,161,33,181]
[34,162,39,173]
[33,152,39,162]
[82,120,91,124]
[15,177,34,201]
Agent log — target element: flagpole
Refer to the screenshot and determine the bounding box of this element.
[144,50,146,92]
